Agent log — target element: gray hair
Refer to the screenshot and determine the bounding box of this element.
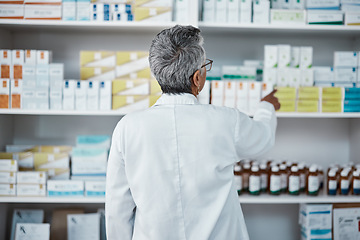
[149,25,206,94]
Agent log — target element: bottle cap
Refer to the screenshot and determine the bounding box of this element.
[298,163,305,169]
[341,169,349,177]
[244,163,251,169]
[280,164,286,170]
[271,166,279,172]
[309,165,317,172]
[328,170,336,177]
[260,163,267,170]
[353,170,360,177]
[291,166,298,172]
[251,165,259,172]
[234,165,241,172]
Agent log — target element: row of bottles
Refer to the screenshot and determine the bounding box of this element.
[234,160,360,196]
[233,160,325,196]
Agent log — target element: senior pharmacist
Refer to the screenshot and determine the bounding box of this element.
[106,25,280,240]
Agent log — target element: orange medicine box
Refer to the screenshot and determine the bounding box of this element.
[0,50,12,79]
[0,79,10,108]
[11,79,22,109]
[12,50,24,79]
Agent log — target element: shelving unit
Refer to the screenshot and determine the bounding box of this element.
[0,1,360,239]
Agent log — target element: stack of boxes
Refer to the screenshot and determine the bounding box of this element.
[343,0,360,25]
[24,0,62,20]
[322,87,343,112]
[0,0,24,19]
[133,0,172,22]
[16,171,47,197]
[306,0,343,25]
[0,159,18,197]
[297,87,320,112]
[344,87,360,112]
[299,204,332,240]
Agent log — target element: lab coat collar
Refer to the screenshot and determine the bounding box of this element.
[154,93,199,106]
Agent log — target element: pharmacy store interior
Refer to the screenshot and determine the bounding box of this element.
[1,0,360,239]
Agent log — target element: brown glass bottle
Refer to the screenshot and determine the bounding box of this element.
[298,163,306,193]
[269,166,281,195]
[279,164,288,193]
[307,165,319,196]
[242,163,251,193]
[259,163,268,193]
[234,164,243,195]
[249,165,261,195]
[352,170,360,195]
[288,166,300,195]
[340,168,351,195]
[327,169,338,195]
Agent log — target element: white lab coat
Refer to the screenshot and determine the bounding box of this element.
[106,93,277,240]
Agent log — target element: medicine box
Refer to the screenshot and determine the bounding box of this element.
[24,49,36,64]
[0,152,33,170]
[99,81,112,110]
[313,67,334,82]
[87,81,100,110]
[22,87,36,109]
[306,0,340,9]
[211,81,224,106]
[22,64,36,87]
[203,0,216,22]
[275,87,297,100]
[71,159,107,176]
[223,81,236,108]
[0,79,10,109]
[344,87,360,100]
[112,95,160,111]
[291,47,300,68]
[334,67,357,82]
[17,171,47,184]
[38,168,70,180]
[75,80,87,110]
[134,0,173,7]
[263,68,277,85]
[80,51,116,67]
[62,0,76,20]
[278,99,296,112]
[36,50,52,65]
[11,79,22,109]
[322,100,343,112]
[344,100,360,112]
[15,223,50,240]
[261,82,274,98]
[24,4,62,20]
[278,45,291,68]
[277,68,290,87]
[215,0,227,23]
[322,87,344,100]
[36,87,49,110]
[300,47,313,69]
[345,11,360,25]
[81,67,116,81]
[77,0,91,21]
[288,68,301,87]
[307,10,343,24]
[134,7,172,22]
[112,79,150,95]
[50,89,62,110]
[12,49,24,65]
[116,51,150,78]
[36,64,49,87]
[271,9,305,24]
[49,63,64,88]
[264,45,278,68]
[47,180,84,197]
[0,184,16,196]
[301,69,314,86]
[0,172,16,184]
[63,80,76,110]
[85,181,106,197]
[227,0,240,23]
[240,0,252,23]
[0,159,18,172]
[76,135,111,150]
[6,145,35,153]
[17,184,46,196]
[291,0,305,9]
[248,81,261,99]
[34,152,69,169]
[334,51,357,68]
[298,87,320,100]
[297,100,319,112]
[253,0,270,24]
[0,4,24,19]
[35,145,72,153]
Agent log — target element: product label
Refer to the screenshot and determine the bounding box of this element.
[243,173,249,189]
[270,175,281,192]
[300,173,305,189]
[249,175,260,193]
[353,179,360,190]
[328,180,337,190]
[234,175,242,192]
[341,179,349,189]
[281,173,288,190]
[288,175,300,193]
[308,176,319,192]
[260,173,268,190]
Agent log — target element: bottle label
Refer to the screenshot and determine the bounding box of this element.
[243,173,249,189]
[328,180,337,190]
[270,175,281,192]
[249,175,260,193]
[353,179,360,190]
[234,175,242,192]
[289,176,300,193]
[341,179,349,190]
[281,173,288,190]
[300,173,305,189]
[308,176,319,193]
[260,173,268,190]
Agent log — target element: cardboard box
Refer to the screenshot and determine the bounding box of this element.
[24,4,62,20]
[35,145,72,154]
[51,209,85,240]
[24,50,36,64]
[291,47,300,68]
[0,152,34,170]
[253,0,270,24]
[80,51,116,67]
[63,80,76,110]
[334,67,357,82]
[0,159,18,172]
[37,168,70,180]
[300,47,313,69]
[99,81,112,110]
[344,87,360,100]
[0,183,16,196]
[275,87,297,100]
[215,0,227,23]
[17,184,46,196]
[49,63,64,88]
[77,0,91,21]
[22,64,36,87]
[112,95,159,111]
[334,51,357,68]
[11,79,22,109]
[288,68,301,87]
[333,205,360,240]
[71,158,107,176]
[50,89,62,110]
[80,67,116,81]
[313,66,333,82]
[75,80,87,110]
[62,0,76,20]
[0,172,16,184]
[210,80,224,106]
[12,49,24,65]
[322,87,344,100]
[0,79,10,109]
[345,11,360,25]
[36,64,49,87]
[264,45,278,68]
[277,100,296,112]
[85,181,106,197]
[67,213,100,240]
[203,0,216,22]
[0,50,11,65]
[47,180,84,197]
[36,50,52,65]
[277,45,291,68]
[300,69,314,86]
[223,81,236,108]
[10,209,44,240]
[240,0,252,23]
[36,87,49,110]
[34,153,69,169]
[15,223,49,240]
[112,79,150,95]
[322,100,343,112]
[17,171,47,184]
[307,10,343,24]
[306,0,340,9]
[22,87,36,109]
[6,145,35,153]
[297,100,319,112]
[87,81,99,110]
[263,68,277,85]
[134,6,172,21]
[298,87,320,100]
[0,4,24,19]
[76,135,110,149]
[277,68,290,86]
[115,52,150,78]
[227,0,240,23]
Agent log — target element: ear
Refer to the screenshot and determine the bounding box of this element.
[192,70,201,88]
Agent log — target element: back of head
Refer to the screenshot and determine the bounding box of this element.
[149,25,205,95]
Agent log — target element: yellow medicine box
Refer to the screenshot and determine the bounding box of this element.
[297,100,319,112]
[0,152,33,170]
[275,87,297,100]
[298,87,320,100]
[34,153,69,169]
[116,51,148,65]
[322,87,344,100]
[80,67,115,81]
[321,100,343,113]
[277,100,296,112]
[34,145,72,154]
[80,51,116,67]
[134,7,172,21]
[112,79,150,95]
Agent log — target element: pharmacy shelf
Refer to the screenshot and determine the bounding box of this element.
[0,197,105,203]
[199,22,360,36]
[1,193,360,204]
[0,20,181,33]
[1,109,360,118]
